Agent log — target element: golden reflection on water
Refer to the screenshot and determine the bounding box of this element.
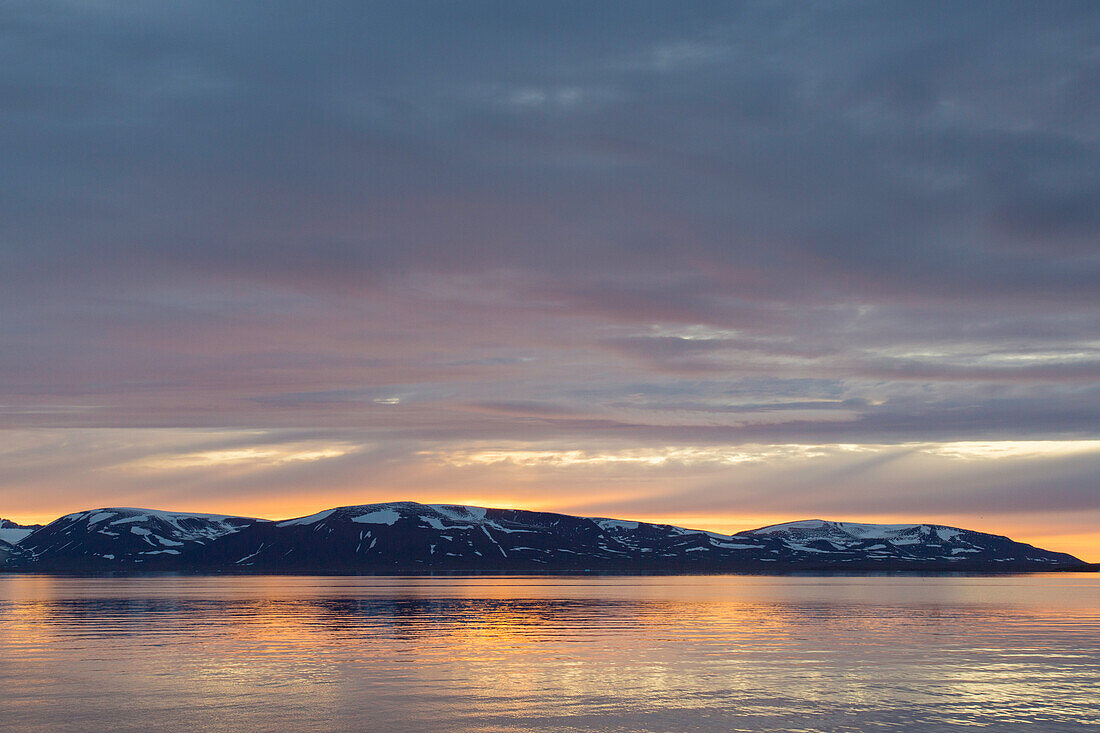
[1,574,1099,732]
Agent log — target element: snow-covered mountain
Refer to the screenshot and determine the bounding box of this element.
[199,502,780,571]
[12,508,263,569]
[739,519,1075,566]
[1,503,1087,572]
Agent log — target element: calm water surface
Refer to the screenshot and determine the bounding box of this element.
[0,574,1098,732]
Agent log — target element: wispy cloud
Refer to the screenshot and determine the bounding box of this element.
[0,1,1098,555]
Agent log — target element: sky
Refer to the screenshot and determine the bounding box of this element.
[2,1,1099,559]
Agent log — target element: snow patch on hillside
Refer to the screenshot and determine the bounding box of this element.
[277,509,335,527]
[352,509,402,525]
[0,528,33,545]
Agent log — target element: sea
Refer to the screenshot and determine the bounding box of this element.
[0,573,1097,732]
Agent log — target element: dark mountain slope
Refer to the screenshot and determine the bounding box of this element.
[12,508,263,570]
[2,503,1087,573]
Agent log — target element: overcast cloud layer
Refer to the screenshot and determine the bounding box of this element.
[2,2,1098,555]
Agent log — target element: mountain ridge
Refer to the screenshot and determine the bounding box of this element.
[1,502,1089,573]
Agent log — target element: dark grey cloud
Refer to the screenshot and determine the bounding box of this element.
[1,0,1098,457]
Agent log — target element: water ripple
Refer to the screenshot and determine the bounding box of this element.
[1,574,1098,732]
